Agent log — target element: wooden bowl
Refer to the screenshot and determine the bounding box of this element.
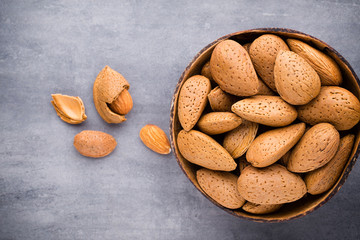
[169,28,360,222]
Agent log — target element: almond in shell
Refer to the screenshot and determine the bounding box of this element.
[287,123,340,173]
[231,95,297,127]
[223,120,259,159]
[201,61,214,82]
[305,134,354,195]
[177,75,211,131]
[139,124,171,155]
[197,112,242,135]
[207,86,237,112]
[74,130,117,158]
[197,168,245,209]
[177,130,236,171]
[238,157,251,174]
[210,40,262,96]
[93,66,131,124]
[287,39,342,86]
[242,202,283,215]
[237,164,306,204]
[297,86,360,131]
[246,123,306,168]
[249,34,289,92]
[274,50,321,105]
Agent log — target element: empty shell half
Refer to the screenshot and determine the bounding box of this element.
[51,94,87,124]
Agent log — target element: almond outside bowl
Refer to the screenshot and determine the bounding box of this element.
[169,28,360,222]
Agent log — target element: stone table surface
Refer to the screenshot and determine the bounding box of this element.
[1,0,360,239]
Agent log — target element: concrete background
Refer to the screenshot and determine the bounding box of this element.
[0,0,359,239]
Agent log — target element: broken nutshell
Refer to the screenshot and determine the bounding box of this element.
[51,94,87,124]
[93,65,132,123]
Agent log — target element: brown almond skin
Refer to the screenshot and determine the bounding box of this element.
[139,124,171,155]
[237,164,306,204]
[242,202,283,215]
[177,75,211,131]
[297,86,360,131]
[109,89,133,115]
[223,120,258,159]
[305,134,354,195]
[73,130,117,158]
[274,50,321,105]
[287,39,342,86]
[231,95,297,127]
[210,40,260,96]
[246,123,306,168]
[249,34,289,92]
[207,86,237,112]
[197,112,242,135]
[287,123,340,173]
[177,130,236,171]
[197,168,245,209]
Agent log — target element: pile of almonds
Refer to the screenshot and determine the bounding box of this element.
[176,34,360,215]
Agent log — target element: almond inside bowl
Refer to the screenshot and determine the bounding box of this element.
[169,28,360,222]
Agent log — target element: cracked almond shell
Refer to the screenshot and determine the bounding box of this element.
[93,65,130,124]
[51,94,87,124]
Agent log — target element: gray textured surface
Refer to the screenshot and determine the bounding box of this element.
[0,0,360,239]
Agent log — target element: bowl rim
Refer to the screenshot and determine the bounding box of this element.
[169,27,360,222]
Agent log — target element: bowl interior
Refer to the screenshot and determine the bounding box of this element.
[170,28,360,222]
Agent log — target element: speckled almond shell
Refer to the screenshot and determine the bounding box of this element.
[249,34,289,92]
[237,164,306,204]
[305,134,354,195]
[197,168,245,209]
[246,123,306,168]
[178,75,211,131]
[238,157,251,174]
[73,130,117,158]
[274,50,321,105]
[197,112,242,135]
[210,40,260,96]
[287,39,342,86]
[200,61,214,82]
[242,202,283,215]
[242,43,251,53]
[223,120,259,159]
[231,95,297,127]
[256,79,274,96]
[93,66,130,124]
[297,86,360,131]
[287,123,340,173]
[207,86,237,112]
[177,130,236,171]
